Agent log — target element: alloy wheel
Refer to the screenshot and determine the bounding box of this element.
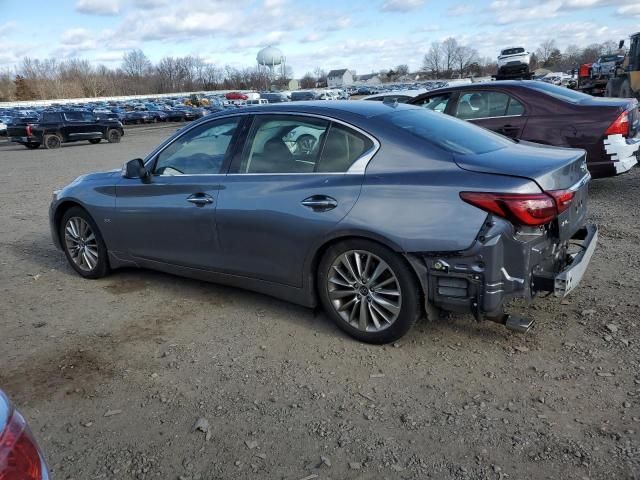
[327,250,402,332]
[64,217,99,272]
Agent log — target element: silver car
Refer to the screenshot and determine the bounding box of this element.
[50,101,597,343]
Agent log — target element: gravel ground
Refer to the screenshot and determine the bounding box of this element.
[0,124,638,480]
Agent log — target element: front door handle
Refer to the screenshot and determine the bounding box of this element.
[301,195,338,212]
[187,193,214,206]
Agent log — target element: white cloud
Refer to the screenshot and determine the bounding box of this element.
[75,0,121,16]
[448,3,474,15]
[381,0,426,12]
[0,21,17,36]
[60,28,93,45]
[617,4,640,16]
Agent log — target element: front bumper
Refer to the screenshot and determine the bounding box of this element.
[406,219,598,319]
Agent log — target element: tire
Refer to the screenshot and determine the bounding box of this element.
[43,134,62,149]
[59,206,110,279]
[24,142,40,149]
[317,239,421,344]
[107,129,121,143]
[620,80,632,99]
[89,138,101,144]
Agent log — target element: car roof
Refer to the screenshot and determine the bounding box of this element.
[215,100,416,119]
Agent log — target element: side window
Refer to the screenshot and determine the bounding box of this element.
[233,115,330,174]
[506,97,525,116]
[317,124,374,173]
[42,113,60,123]
[455,91,513,120]
[153,117,240,176]
[415,94,451,113]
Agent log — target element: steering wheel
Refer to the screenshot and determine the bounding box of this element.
[296,134,317,155]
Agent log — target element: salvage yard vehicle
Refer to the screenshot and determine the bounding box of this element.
[8,110,124,149]
[409,80,640,178]
[50,101,597,344]
[362,88,427,104]
[0,389,50,479]
[496,46,532,80]
[605,33,640,99]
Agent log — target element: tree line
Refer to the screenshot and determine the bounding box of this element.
[0,39,625,102]
[419,38,622,79]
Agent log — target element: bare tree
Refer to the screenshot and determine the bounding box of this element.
[122,49,151,78]
[442,37,458,74]
[422,42,443,77]
[536,39,557,66]
[454,45,478,77]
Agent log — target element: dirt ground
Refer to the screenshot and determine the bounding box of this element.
[0,124,638,480]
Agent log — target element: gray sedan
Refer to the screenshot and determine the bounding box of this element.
[50,101,597,343]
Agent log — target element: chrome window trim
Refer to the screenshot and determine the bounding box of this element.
[466,114,524,121]
[144,110,381,176]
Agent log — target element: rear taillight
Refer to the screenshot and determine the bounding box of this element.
[605,110,630,137]
[25,125,32,137]
[547,189,575,214]
[460,192,558,226]
[0,392,48,480]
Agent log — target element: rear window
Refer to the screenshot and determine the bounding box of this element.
[502,48,525,55]
[525,82,592,104]
[386,109,512,155]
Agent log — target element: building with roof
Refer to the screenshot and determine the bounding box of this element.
[357,73,382,85]
[327,69,354,87]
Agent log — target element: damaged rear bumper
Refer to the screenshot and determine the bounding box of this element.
[406,220,598,320]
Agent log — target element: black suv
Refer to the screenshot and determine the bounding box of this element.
[7,110,124,149]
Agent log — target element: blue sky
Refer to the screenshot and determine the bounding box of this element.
[0,0,638,76]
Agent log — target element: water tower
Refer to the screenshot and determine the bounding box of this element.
[257,46,286,79]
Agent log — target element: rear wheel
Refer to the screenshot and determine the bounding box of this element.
[107,129,121,143]
[318,239,421,344]
[24,142,40,149]
[89,138,101,144]
[60,207,109,279]
[43,134,62,149]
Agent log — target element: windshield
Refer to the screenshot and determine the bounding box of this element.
[386,109,513,155]
[525,81,592,104]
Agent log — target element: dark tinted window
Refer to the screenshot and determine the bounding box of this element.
[317,124,373,172]
[387,109,513,155]
[154,117,240,175]
[42,113,60,123]
[414,93,451,113]
[235,115,330,173]
[63,111,94,122]
[502,48,525,55]
[525,81,592,104]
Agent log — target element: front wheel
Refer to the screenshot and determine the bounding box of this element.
[318,239,421,344]
[60,207,109,279]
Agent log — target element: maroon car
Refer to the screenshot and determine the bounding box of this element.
[409,80,640,178]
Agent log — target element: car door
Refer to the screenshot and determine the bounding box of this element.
[216,113,376,287]
[452,90,528,140]
[113,115,243,270]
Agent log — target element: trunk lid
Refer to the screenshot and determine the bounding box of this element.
[455,142,590,240]
[453,142,588,191]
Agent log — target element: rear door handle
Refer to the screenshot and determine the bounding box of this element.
[301,195,338,211]
[187,193,214,206]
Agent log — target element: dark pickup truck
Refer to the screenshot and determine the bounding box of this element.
[8,110,124,149]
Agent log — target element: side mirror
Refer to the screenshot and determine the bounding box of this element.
[121,158,149,179]
[619,39,625,49]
